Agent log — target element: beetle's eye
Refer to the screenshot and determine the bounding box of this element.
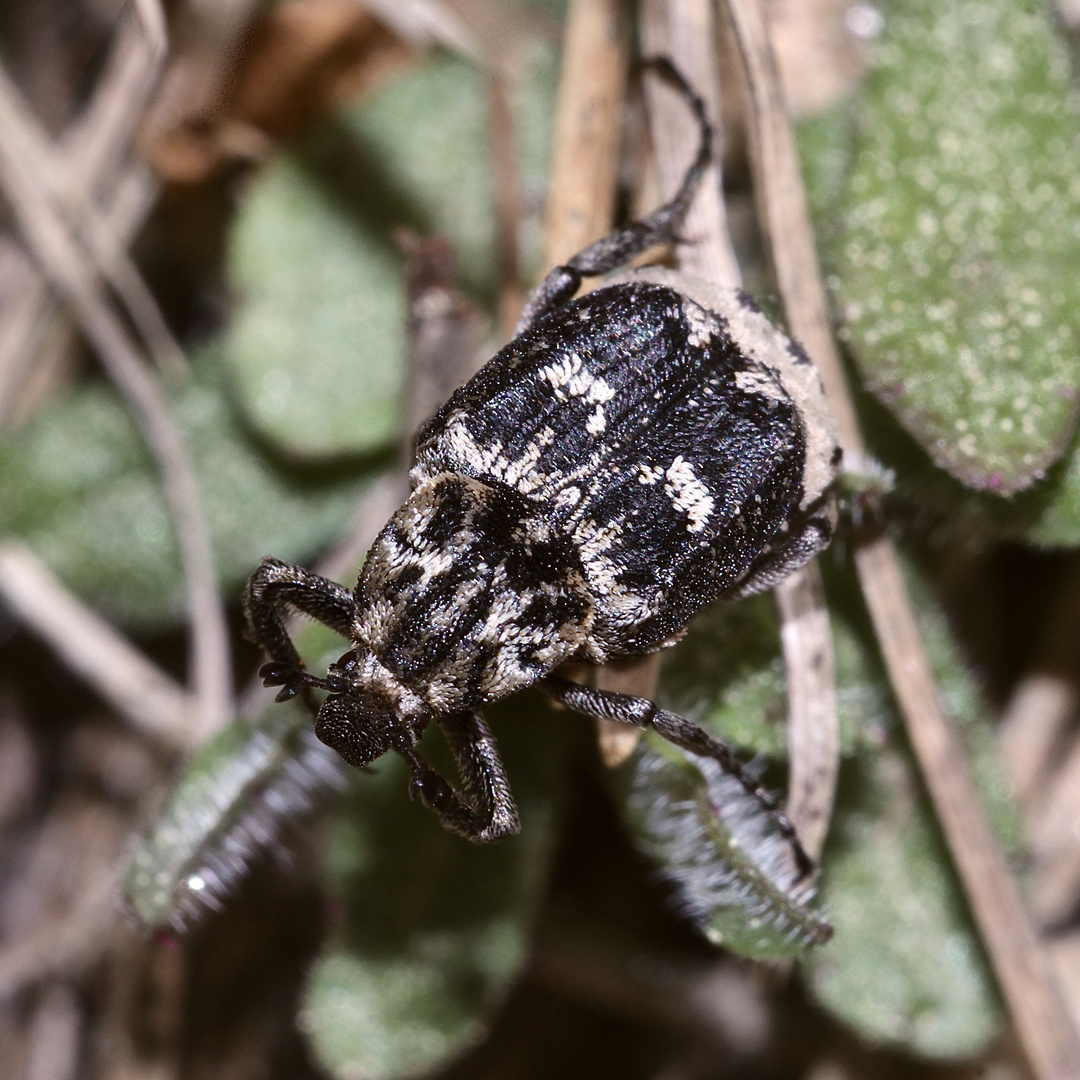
[335,650,358,671]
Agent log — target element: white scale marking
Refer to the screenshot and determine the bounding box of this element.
[663,455,715,532]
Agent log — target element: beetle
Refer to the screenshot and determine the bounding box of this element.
[242,60,840,869]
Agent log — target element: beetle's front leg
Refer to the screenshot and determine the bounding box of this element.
[405,711,520,843]
[243,557,357,699]
[540,676,812,878]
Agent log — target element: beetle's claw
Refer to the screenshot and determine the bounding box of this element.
[409,767,455,811]
[259,661,307,701]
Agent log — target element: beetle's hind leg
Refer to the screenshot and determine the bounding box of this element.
[515,58,712,334]
[243,557,357,699]
[407,711,520,843]
[540,676,813,879]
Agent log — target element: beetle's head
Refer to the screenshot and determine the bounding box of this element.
[313,650,417,768]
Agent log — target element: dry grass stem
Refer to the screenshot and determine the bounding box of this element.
[774,568,838,861]
[532,926,771,1053]
[722,0,1080,1075]
[25,983,82,1080]
[0,65,186,381]
[639,0,739,285]
[0,545,194,751]
[1049,931,1080,1031]
[489,70,526,341]
[999,556,1080,808]
[0,14,165,422]
[641,0,838,859]
[1030,734,1080,926]
[0,73,233,739]
[540,0,629,270]
[354,0,481,59]
[133,0,170,59]
[0,805,124,998]
[62,11,165,179]
[0,244,54,424]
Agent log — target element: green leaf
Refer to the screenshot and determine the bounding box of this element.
[657,592,788,756]
[0,348,379,628]
[621,736,832,958]
[301,696,568,1079]
[125,706,346,930]
[827,0,1080,493]
[799,554,1019,1059]
[802,746,1001,1059]
[657,571,892,760]
[225,45,559,459]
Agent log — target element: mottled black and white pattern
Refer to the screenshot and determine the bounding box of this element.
[242,60,840,860]
[413,276,821,663]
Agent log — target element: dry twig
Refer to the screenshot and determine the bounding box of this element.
[0,545,194,751]
[0,65,185,382]
[0,13,164,422]
[0,63,233,740]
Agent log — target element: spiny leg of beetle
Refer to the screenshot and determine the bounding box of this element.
[723,513,835,602]
[243,556,357,702]
[540,676,813,879]
[404,710,520,843]
[514,57,712,335]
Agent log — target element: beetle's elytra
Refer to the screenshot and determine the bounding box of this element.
[243,60,840,869]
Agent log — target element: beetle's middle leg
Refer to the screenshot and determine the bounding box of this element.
[723,511,835,602]
[540,676,812,878]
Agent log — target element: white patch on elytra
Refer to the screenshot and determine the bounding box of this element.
[539,352,581,390]
[664,455,715,532]
[439,420,557,495]
[540,352,616,406]
[586,406,606,435]
[734,368,787,402]
[638,463,664,485]
[682,299,720,348]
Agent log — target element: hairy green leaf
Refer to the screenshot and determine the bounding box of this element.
[0,350,377,627]
[302,697,567,1079]
[828,0,1080,493]
[622,736,832,958]
[125,706,346,930]
[226,45,558,459]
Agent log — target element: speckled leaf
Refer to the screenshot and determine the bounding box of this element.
[621,736,832,958]
[226,46,558,459]
[798,555,1019,1059]
[871,394,1080,549]
[226,147,407,460]
[0,346,378,628]
[831,0,1080,493]
[802,746,1001,1059]
[301,695,567,1079]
